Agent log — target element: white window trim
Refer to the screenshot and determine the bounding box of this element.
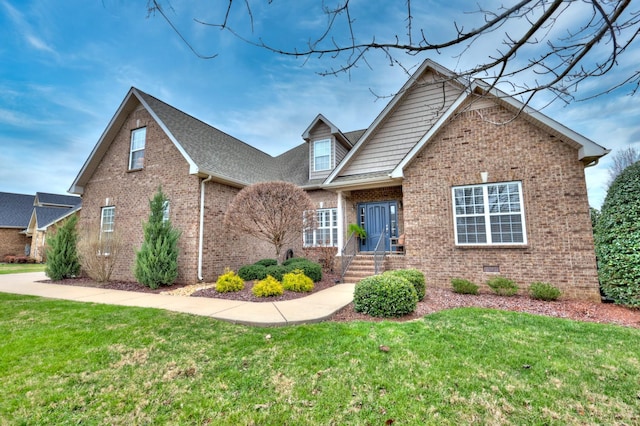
[162,200,170,223]
[452,181,527,246]
[100,206,115,255]
[304,208,338,247]
[129,127,146,170]
[313,139,332,172]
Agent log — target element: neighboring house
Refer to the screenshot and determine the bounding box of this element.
[0,191,81,261]
[0,192,35,257]
[70,59,608,300]
[24,193,82,262]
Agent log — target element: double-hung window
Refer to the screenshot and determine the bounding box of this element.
[453,181,526,245]
[100,206,115,254]
[129,127,146,170]
[313,139,331,171]
[304,208,338,247]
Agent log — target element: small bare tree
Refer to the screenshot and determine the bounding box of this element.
[607,146,640,187]
[77,223,123,283]
[224,181,316,261]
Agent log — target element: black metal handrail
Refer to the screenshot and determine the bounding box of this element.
[341,233,357,280]
[373,230,387,275]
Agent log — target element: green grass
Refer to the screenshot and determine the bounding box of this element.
[0,263,45,274]
[1,293,639,425]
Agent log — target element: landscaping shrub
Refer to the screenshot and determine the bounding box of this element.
[264,265,291,281]
[451,278,479,295]
[135,188,181,289]
[354,274,418,317]
[238,264,267,281]
[594,161,640,307]
[529,282,561,301]
[487,276,519,296]
[384,269,426,301]
[254,258,278,267]
[282,269,314,292]
[281,258,322,282]
[282,257,307,267]
[45,214,81,281]
[252,275,284,297]
[215,269,245,293]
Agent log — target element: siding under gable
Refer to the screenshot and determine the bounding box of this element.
[340,70,463,176]
[309,122,334,180]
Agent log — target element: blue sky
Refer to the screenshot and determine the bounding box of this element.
[1,0,638,208]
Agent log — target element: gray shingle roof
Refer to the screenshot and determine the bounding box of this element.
[33,206,80,230]
[0,192,35,228]
[35,192,81,207]
[137,90,282,185]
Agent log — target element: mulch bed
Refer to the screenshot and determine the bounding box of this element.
[39,275,640,328]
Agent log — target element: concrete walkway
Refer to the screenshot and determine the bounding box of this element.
[0,272,355,327]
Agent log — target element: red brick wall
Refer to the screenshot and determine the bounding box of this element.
[402,105,599,301]
[0,228,30,258]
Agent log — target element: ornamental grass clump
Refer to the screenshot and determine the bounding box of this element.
[384,269,426,301]
[529,282,562,301]
[215,269,245,293]
[451,278,479,295]
[282,269,314,292]
[252,275,284,297]
[354,274,418,317]
[487,276,519,296]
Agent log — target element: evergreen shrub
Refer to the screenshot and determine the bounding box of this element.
[487,276,519,296]
[255,258,278,267]
[45,214,81,281]
[354,274,418,317]
[215,269,245,293]
[384,269,426,301]
[282,269,314,292]
[594,161,640,307]
[529,282,561,301]
[451,278,479,295]
[238,264,267,281]
[252,275,284,297]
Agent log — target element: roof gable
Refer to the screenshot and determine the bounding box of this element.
[35,192,81,208]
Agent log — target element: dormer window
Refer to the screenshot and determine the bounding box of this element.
[313,139,331,171]
[129,127,146,170]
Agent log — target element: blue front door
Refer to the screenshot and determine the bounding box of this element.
[358,201,398,251]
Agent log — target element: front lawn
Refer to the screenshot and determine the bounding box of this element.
[1,293,638,424]
[0,263,45,274]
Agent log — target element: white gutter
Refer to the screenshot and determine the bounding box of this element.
[198,175,213,281]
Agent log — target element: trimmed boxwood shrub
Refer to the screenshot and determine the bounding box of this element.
[354,274,418,317]
[487,276,519,296]
[384,269,426,301]
[215,269,244,293]
[282,269,314,292]
[529,282,561,301]
[238,264,267,281]
[252,275,284,297]
[264,265,291,281]
[594,161,640,307]
[255,258,278,267]
[451,278,479,295]
[281,258,323,282]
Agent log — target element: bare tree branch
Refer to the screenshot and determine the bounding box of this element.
[147,0,640,104]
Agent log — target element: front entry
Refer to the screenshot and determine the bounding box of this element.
[357,201,399,251]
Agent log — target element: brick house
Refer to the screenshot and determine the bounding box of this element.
[0,192,81,261]
[69,59,608,300]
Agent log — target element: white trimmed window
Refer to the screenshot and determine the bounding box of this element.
[129,127,146,170]
[100,206,115,254]
[453,181,526,245]
[162,201,170,223]
[304,208,338,247]
[313,139,331,171]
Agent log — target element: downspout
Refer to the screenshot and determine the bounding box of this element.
[198,175,213,281]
